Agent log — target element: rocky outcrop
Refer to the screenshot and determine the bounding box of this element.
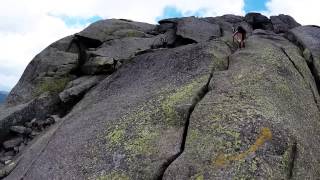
[59,75,105,103]
[6,36,78,106]
[77,19,155,42]
[245,13,274,31]
[1,13,320,179]
[164,29,320,179]
[270,14,301,33]
[287,25,320,91]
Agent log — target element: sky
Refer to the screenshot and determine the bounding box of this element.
[0,0,320,91]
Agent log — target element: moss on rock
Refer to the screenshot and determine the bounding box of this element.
[34,77,70,96]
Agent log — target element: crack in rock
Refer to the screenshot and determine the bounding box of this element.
[158,52,231,179]
[157,69,215,180]
[288,141,298,179]
[280,47,320,111]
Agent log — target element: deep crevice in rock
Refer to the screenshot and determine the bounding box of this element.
[306,58,320,95]
[157,71,214,180]
[288,141,297,179]
[67,35,103,76]
[58,94,85,118]
[284,34,320,98]
[157,56,230,179]
[172,36,197,47]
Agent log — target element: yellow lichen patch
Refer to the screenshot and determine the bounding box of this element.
[106,126,125,145]
[192,174,204,180]
[124,128,158,156]
[213,127,272,167]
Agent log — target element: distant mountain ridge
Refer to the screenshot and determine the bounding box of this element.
[0,91,8,103]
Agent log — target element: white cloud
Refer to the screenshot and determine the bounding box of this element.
[0,0,245,91]
[265,0,320,26]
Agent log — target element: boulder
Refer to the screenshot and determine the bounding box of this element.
[203,14,244,33]
[112,29,151,39]
[6,36,78,105]
[44,117,55,126]
[86,37,155,66]
[0,162,16,178]
[3,151,14,157]
[10,126,32,135]
[81,56,115,75]
[270,14,300,33]
[151,29,177,48]
[245,12,273,31]
[0,93,60,141]
[77,19,155,42]
[218,14,244,24]
[3,137,23,150]
[0,156,12,165]
[176,17,221,42]
[59,76,106,103]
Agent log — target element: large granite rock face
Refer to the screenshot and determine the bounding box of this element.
[1,13,320,179]
[7,40,231,180]
[164,30,320,179]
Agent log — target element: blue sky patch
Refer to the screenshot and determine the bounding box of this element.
[156,6,183,22]
[0,84,11,92]
[50,14,103,27]
[156,6,206,22]
[244,0,268,13]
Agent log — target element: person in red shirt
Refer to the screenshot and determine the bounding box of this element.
[233,26,246,49]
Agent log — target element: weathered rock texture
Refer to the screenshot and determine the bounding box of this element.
[0,13,320,179]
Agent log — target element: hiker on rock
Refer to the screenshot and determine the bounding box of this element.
[233,26,246,49]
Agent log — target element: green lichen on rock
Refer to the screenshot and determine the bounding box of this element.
[102,74,211,178]
[164,34,320,178]
[107,126,125,145]
[191,173,204,180]
[161,75,208,126]
[34,77,70,96]
[124,128,158,156]
[274,81,292,96]
[281,147,291,173]
[105,103,158,156]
